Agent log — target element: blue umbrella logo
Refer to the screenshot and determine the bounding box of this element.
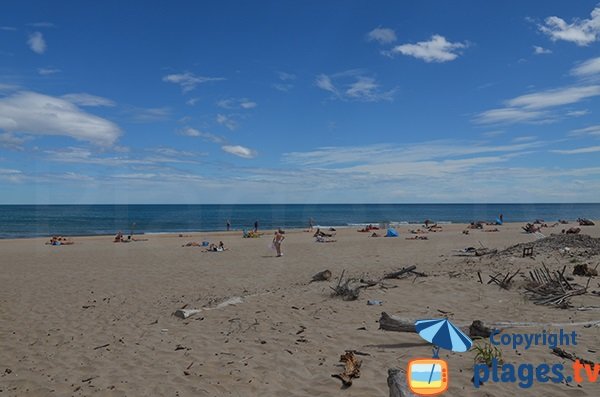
[415,318,473,384]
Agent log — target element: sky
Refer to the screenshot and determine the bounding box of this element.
[1,0,600,204]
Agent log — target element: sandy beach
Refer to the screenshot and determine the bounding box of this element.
[1,222,600,396]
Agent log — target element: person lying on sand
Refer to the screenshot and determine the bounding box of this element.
[205,241,229,252]
[313,228,335,238]
[315,235,336,243]
[243,229,263,238]
[46,236,74,245]
[562,227,581,235]
[522,223,541,233]
[357,224,379,232]
[427,224,443,232]
[182,241,202,247]
[483,228,499,232]
[370,232,381,237]
[114,231,128,243]
[406,235,428,240]
[468,221,484,229]
[410,228,428,234]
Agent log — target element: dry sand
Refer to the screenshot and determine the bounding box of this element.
[1,222,600,396]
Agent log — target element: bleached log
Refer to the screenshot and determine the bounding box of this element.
[378,312,600,335]
[388,369,417,397]
[174,309,202,319]
[379,312,416,333]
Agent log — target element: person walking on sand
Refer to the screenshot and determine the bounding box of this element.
[273,229,285,257]
[308,217,314,231]
[226,219,231,231]
[254,220,259,233]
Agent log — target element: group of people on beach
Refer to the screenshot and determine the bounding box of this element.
[45,236,74,246]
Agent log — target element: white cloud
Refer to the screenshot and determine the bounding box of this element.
[162,72,225,92]
[538,5,600,46]
[315,74,338,95]
[571,56,600,77]
[125,106,170,123]
[473,107,546,124]
[570,125,600,137]
[389,34,467,63]
[217,98,257,109]
[222,145,257,158]
[475,85,600,124]
[240,100,257,109]
[367,27,397,44]
[44,146,203,166]
[552,145,600,154]
[566,109,589,117]
[37,67,60,75]
[0,132,28,149]
[0,83,19,92]
[284,141,541,167]
[277,71,296,81]
[186,97,200,106]
[216,114,237,130]
[506,85,600,109]
[315,71,394,102]
[0,91,120,146]
[533,45,552,55]
[181,127,224,143]
[0,168,23,183]
[511,136,537,143]
[62,93,116,107]
[273,72,296,91]
[27,31,46,54]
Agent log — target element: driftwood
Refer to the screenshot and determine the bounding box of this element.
[487,269,521,289]
[331,351,362,387]
[388,369,418,397]
[552,347,596,368]
[331,266,425,301]
[379,312,600,334]
[384,265,418,279]
[330,270,363,301]
[174,309,202,319]
[311,269,332,282]
[379,312,491,338]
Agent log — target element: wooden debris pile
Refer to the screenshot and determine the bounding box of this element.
[496,234,600,258]
[525,264,589,308]
[330,266,426,301]
[330,270,365,301]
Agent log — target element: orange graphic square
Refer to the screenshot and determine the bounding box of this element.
[407,358,449,396]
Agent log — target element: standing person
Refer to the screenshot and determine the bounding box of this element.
[499,214,504,223]
[308,217,314,231]
[254,220,259,233]
[226,219,231,231]
[273,229,285,257]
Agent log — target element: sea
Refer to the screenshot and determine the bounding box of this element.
[0,204,599,239]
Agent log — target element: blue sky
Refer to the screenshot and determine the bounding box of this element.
[1,0,600,203]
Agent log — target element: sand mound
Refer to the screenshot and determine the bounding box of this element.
[497,234,600,257]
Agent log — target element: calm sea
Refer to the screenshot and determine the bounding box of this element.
[0,204,598,239]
